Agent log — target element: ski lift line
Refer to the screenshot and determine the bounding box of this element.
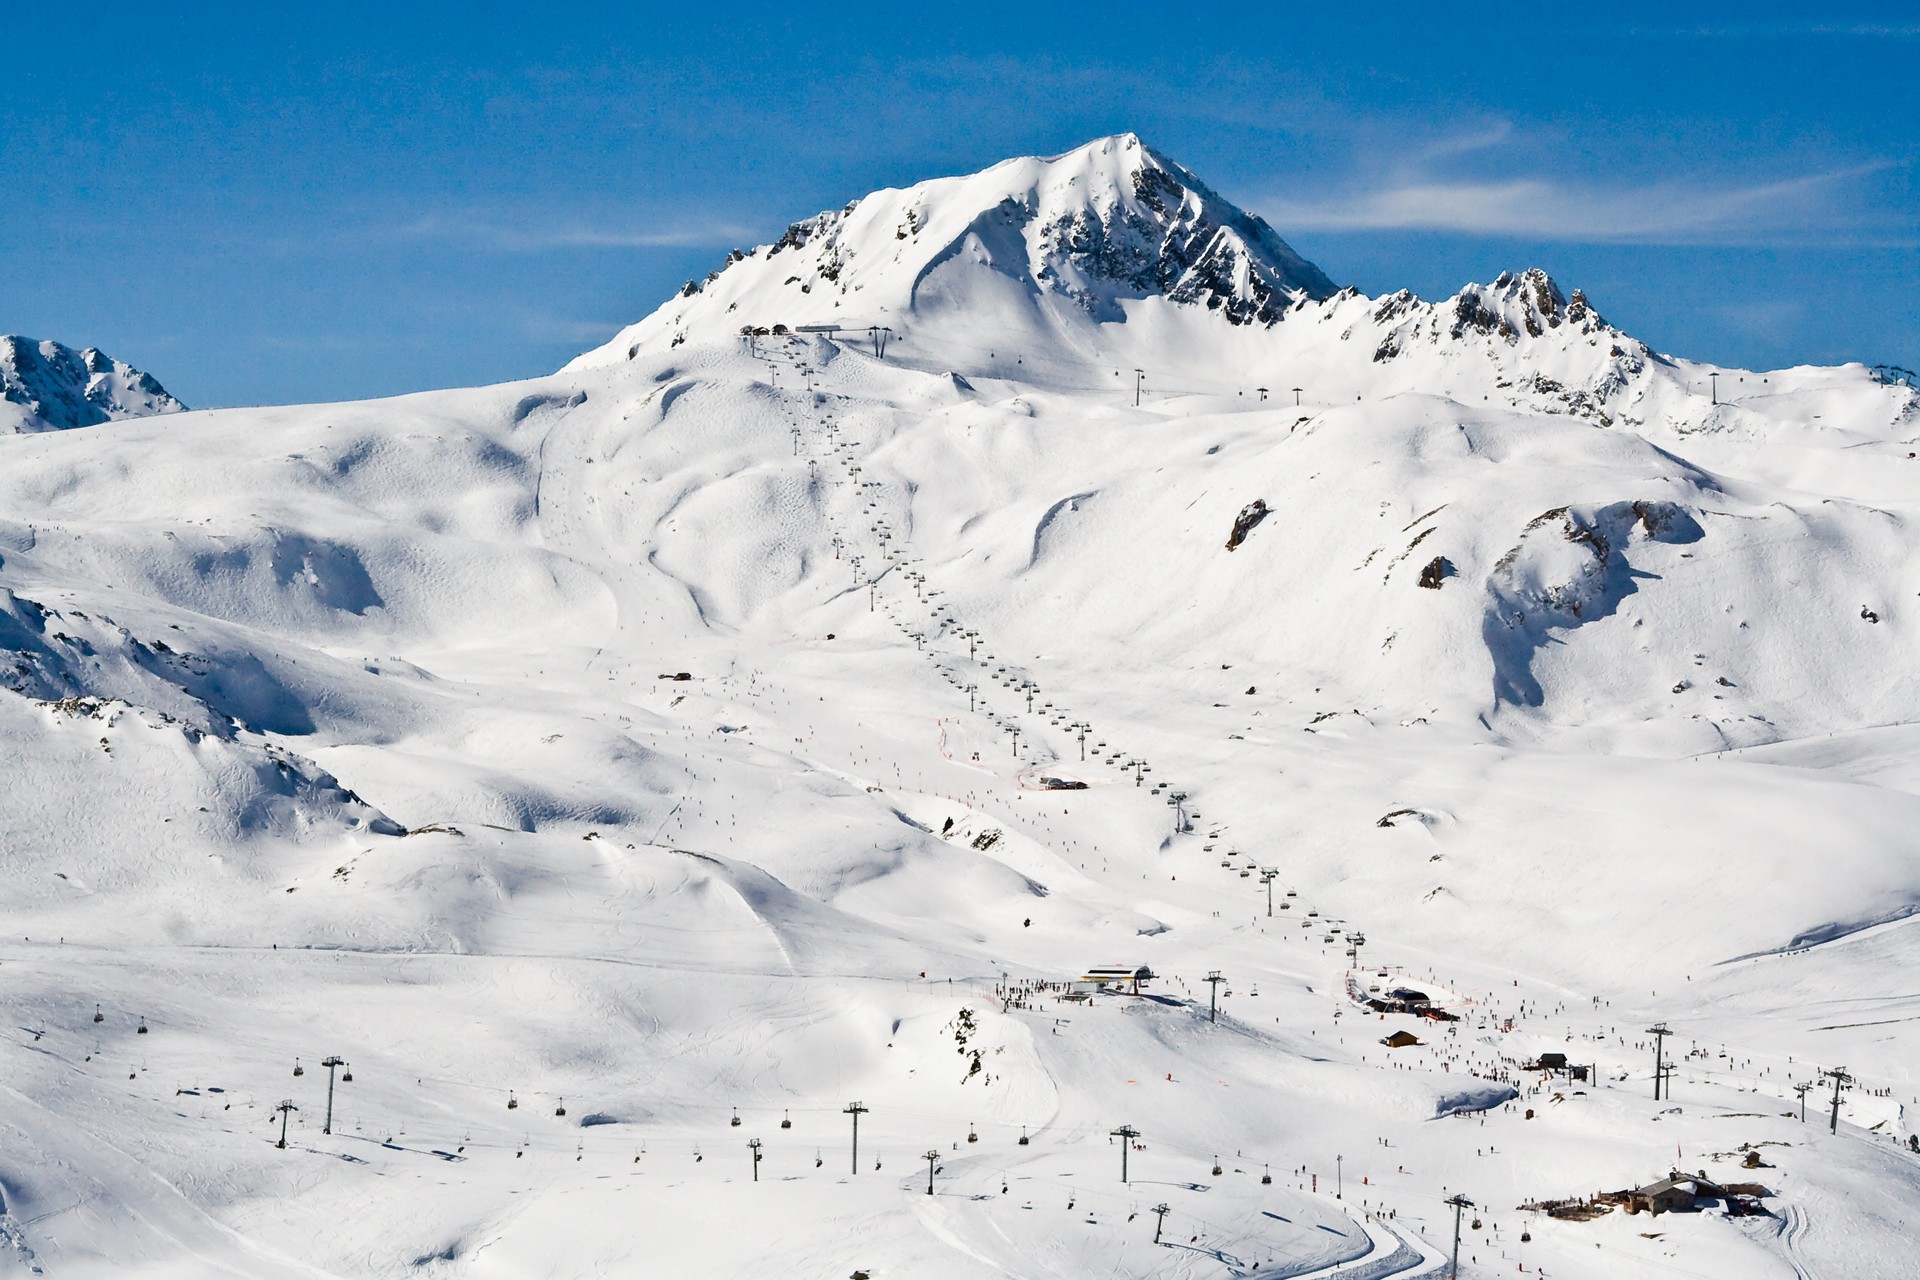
[38,1003,1506,1233]
[815,326,1323,404]
[358,1119,1154,1173]
[26,975,1075,1109]
[316,1110,1097,1165]
[776,331,1310,422]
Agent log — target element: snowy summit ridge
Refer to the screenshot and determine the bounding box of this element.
[576,135,1690,433]
[0,334,185,434]
[580,133,1338,359]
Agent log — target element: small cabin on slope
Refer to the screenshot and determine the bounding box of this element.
[1626,1174,1724,1215]
[1076,966,1154,994]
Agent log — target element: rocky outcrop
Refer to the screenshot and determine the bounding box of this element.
[1,336,185,433]
[1226,499,1271,550]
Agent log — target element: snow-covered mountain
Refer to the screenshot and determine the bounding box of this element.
[3,137,1920,1279]
[580,134,1914,446]
[0,334,186,433]
[580,133,1335,357]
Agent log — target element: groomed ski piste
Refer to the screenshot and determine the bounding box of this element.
[2,134,1918,1278]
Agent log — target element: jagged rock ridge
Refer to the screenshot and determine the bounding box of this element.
[1,335,186,434]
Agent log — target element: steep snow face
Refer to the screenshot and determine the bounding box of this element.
[0,335,186,433]
[574,133,1336,361]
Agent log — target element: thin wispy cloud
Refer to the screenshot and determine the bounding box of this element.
[1404,120,1517,166]
[389,215,757,252]
[516,312,633,345]
[1262,129,1908,246]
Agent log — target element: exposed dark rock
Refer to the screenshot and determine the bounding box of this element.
[1225,499,1271,551]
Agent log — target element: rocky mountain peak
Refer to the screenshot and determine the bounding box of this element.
[1450,268,1604,342]
[592,135,1338,360]
[1,336,186,434]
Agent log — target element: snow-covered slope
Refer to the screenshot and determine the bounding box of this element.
[4,138,1920,1280]
[1,335,186,433]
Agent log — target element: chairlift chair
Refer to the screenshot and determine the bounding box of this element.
[781,1109,792,1130]
[730,1108,741,1127]
[556,1099,567,1117]
[507,1092,519,1110]
[94,1005,104,1023]
[292,1059,304,1077]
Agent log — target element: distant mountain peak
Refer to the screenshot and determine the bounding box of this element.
[1,336,186,434]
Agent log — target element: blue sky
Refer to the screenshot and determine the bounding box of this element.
[4,3,1915,407]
